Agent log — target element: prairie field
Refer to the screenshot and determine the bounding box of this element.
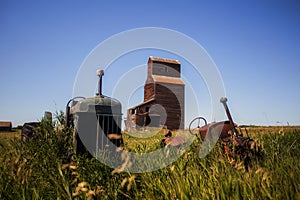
[0,120,299,199]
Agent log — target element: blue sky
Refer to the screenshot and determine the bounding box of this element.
[0,0,299,127]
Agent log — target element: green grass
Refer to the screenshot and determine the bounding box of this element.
[0,118,300,199]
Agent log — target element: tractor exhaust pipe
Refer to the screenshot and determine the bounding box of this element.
[220,97,239,136]
[96,69,104,97]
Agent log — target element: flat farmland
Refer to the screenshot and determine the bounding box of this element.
[0,125,299,199]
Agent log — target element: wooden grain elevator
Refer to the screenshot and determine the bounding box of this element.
[126,56,185,131]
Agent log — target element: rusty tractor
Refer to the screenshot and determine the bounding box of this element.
[189,97,262,170]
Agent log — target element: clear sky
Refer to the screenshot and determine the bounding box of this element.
[1,0,299,127]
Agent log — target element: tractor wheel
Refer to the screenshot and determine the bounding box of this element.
[188,117,207,136]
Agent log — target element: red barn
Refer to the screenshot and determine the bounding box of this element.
[0,121,12,132]
[126,56,185,131]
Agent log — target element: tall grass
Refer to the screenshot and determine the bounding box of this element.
[0,116,299,199]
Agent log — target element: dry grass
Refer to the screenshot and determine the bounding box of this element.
[0,124,300,199]
[0,130,20,148]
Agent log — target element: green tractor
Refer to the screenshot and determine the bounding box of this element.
[65,70,123,156]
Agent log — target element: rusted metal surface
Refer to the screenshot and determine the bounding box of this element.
[162,136,187,147]
[161,129,187,147]
[195,121,237,141]
[189,97,262,171]
[220,97,239,135]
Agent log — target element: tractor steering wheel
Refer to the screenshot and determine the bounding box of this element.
[188,117,207,136]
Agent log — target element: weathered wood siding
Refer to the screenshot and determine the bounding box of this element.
[155,83,184,130]
[144,82,155,102]
[126,56,185,131]
[152,62,180,77]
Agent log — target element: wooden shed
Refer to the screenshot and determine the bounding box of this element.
[126,56,185,131]
[0,121,12,132]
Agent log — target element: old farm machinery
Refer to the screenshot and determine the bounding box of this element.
[189,97,261,170]
[65,69,123,156]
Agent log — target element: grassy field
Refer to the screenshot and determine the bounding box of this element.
[0,130,20,144]
[0,120,300,199]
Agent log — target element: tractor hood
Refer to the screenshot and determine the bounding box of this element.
[71,97,122,114]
